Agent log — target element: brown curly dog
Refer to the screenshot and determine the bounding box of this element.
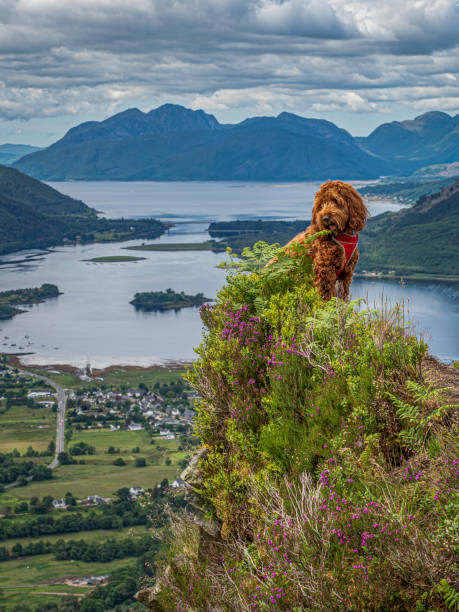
[284,180,369,301]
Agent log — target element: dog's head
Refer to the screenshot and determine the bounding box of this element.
[312,180,369,233]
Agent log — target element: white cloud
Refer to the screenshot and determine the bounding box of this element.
[0,0,458,125]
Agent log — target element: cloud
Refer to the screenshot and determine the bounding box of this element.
[0,0,458,126]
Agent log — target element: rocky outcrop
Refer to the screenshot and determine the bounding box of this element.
[136,447,221,609]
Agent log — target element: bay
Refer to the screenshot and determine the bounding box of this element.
[0,181,457,367]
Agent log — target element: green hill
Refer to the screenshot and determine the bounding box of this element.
[0,165,166,254]
[359,179,459,276]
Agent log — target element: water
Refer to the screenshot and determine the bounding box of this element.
[0,182,457,367]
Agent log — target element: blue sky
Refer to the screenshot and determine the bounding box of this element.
[1,0,459,146]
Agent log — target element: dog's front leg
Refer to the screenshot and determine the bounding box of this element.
[338,249,359,302]
[313,264,338,300]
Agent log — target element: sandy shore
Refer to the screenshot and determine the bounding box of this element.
[7,355,192,375]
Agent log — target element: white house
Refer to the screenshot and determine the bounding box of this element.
[52,499,66,509]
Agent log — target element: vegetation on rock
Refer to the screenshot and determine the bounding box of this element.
[149,239,458,611]
[131,289,211,312]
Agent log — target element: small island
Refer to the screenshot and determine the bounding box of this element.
[130,288,211,312]
[83,255,146,263]
[0,283,61,319]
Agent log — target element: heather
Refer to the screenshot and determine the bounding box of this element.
[153,241,458,611]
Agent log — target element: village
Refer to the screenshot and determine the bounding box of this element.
[67,382,198,439]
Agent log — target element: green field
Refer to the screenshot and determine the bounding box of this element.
[0,552,138,586]
[0,589,84,612]
[124,241,219,251]
[2,431,185,501]
[30,366,188,392]
[3,525,149,549]
[0,402,55,454]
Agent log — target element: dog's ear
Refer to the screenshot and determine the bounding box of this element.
[346,188,369,232]
[311,180,331,227]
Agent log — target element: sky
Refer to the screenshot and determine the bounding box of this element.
[1,0,459,146]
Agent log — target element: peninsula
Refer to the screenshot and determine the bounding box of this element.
[130,289,211,312]
[0,283,60,319]
[0,165,167,256]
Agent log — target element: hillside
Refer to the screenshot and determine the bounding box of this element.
[359,111,459,172]
[0,165,166,254]
[204,181,459,277]
[0,144,42,166]
[359,179,459,276]
[139,242,459,611]
[13,104,389,181]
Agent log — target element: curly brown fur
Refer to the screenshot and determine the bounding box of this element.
[284,180,369,301]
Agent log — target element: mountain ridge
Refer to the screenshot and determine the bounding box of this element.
[13,106,459,181]
[13,104,389,181]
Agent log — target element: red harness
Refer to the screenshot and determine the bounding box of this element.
[333,232,359,278]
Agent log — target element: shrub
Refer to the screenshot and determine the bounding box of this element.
[152,241,458,611]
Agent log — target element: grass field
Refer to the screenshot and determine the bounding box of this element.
[3,525,150,549]
[2,431,185,501]
[0,554,140,610]
[0,552,138,586]
[123,242,218,251]
[0,401,55,454]
[29,366,188,392]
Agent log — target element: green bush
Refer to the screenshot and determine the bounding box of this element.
[153,241,457,611]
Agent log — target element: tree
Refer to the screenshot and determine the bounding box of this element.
[165,457,172,466]
[65,491,76,506]
[116,487,130,502]
[48,439,56,453]
[113,457,126,466]
[135,457,146,468]
[58,451,73,465]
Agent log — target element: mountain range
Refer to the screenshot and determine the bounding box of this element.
[11,105,459,181]
[0,144,42,166]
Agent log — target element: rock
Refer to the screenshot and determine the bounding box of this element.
[181,447,222,538]
[180,446,209,488]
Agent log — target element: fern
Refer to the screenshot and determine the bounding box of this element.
[437,579,459,611]
[388,381,456,450]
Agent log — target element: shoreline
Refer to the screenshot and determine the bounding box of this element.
[6,355,193,375]
[355,273,459,282]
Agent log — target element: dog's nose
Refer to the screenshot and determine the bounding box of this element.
[322,215,330,223]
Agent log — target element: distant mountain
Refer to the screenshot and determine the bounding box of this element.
[359,111,459,171]
[0,165,165,255]
[0,144,42,166]
[358,178,459,276]
[13,104,389,181]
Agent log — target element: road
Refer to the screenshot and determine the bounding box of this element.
[9,367,67,469]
